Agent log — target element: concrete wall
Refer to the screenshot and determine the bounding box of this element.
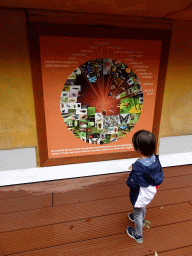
[0,8,192,167]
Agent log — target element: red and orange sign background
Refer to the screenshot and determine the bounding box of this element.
[39,36,162,159]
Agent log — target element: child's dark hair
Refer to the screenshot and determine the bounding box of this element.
[132,130,156,156]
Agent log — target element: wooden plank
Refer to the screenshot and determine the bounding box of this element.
[150,186,192,207]
[53,183,129,206]
[145,201,192,227]
[1,185,192,233]
[158,245,192,255]
[0,212,127,255]
[1,202,192,255]
[0,196,131,233]
[0,193,52,214]
[6,221,192,256]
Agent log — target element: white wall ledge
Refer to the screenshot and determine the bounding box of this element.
[0,135,192,187]
[0,152,191,187]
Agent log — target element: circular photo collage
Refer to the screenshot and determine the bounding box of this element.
[60,58,143,144]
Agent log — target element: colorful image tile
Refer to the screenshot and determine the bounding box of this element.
[72,114,79,120]
[113,127,118,134]
[100,134,111,144]
[68,73,77,80]
[70,85,81,92]
[61,91,69,98]
[73,120,79,127]
[87,117,95,127]
[110,136,118,143]
[65,79,76,85]
[96,122,103,130]
[73,68,81,75]
[79,132,86,138]
[87,107,95,116]
[60,103,68,115]
[79,119,87,127]
[68,97,77,103]
[63,85,70,91]
[95,113,103,122]
[88,133,100,144]
[118,114,130,124]
[76,103,81,109]
[77,109,87,114]
[64,118,73,128]
[69,91,78,98]
[129,113,141,126]
[80,137,86,142]
[68,109,76,114]
[79,113,87,120]
[60,97,68,103]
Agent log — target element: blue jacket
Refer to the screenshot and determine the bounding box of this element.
[126,155,163,207]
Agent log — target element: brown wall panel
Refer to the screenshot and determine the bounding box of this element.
[160,174,192,190]
[53,183,129,206]
[0,172,127,199]
[162,165,192,177]
[0,189,41,200]
[0,193,52,214]
[53,172,192,206]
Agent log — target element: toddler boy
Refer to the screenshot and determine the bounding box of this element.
[126,130,163,244]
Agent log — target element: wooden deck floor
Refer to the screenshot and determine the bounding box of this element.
[0,164,192,256]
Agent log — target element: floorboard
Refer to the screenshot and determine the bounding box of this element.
[1,202,192,255]
[0,165,192,256]
[158,245,192,255]
[6,221,192,256]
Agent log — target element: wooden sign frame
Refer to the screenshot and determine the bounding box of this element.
[27,21,171,167]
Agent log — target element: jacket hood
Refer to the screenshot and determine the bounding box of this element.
[132,155,163,187]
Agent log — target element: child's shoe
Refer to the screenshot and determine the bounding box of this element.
[128,213,134,222]
[128,213,145,226]
[126,226,143,244]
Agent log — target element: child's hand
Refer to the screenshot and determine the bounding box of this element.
[125,166,132,181]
